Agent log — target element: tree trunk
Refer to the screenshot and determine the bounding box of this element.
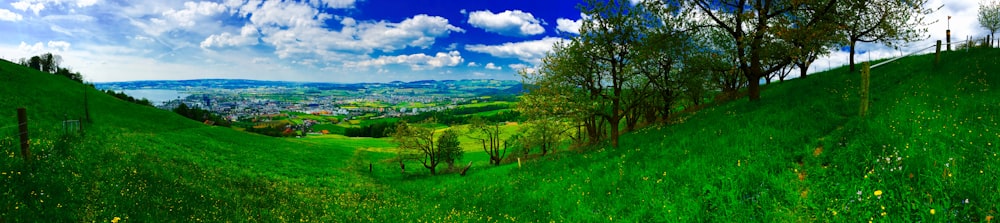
[746,74,761,101]
[797,62,809,79]
[610,95,621,147]
[586,117,599,145]
[849,40,857,72]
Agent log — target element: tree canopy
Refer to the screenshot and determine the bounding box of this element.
[982,0,1000,38]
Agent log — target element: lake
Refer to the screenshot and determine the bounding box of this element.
[119,89,190,106]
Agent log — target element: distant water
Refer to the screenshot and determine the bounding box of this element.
[119,89,190,106]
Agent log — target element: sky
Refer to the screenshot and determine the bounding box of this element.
[0,0,994,83]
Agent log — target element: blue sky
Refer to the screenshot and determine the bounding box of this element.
[0,0,585,82]
[0,0,992,83]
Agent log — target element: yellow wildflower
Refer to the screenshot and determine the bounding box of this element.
[874,190,883,196]
[930,209,935,215]
[112,217,121,223]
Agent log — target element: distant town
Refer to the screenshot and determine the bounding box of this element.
[95,79,522,125]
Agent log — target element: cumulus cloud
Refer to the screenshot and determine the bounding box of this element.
[508,63,537,74]
[18,41,71,53]
[467,61,478,67]
[485,62,501,70]
[465,37,563,63]
[11,1,45,15]
[556,18,582,34]
[163,1,227,27]
[348,51,464,70]
[0,9,23,21]
[131,1,228,36]
[10,0,98,15]
[468,10,545,36]
[201,24,259,48]
[354,14,465,51]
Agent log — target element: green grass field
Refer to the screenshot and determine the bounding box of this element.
[2,48,999,221]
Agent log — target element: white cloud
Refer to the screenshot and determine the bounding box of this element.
[11,1,45,15]
[0,9,23,21]
[467,61,478,67]
[348,51,464,70]
[232,0,462,60]
[354,14,465,52]
[248,0,327,28]
[465,37,564,63]
[10,0,98,15]
[130,1,228,36]
[201,24,260,48]
[304,0,357,8]
[17,41,71,53]
[556,18,582,34]
[459,9,467,15]
[485,62,501,70]
[468,10,545,36]
[48,41,71,51]
[163,1,227,28]
[508,63,537,74]
[75,0,98,7]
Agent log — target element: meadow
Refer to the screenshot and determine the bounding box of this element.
[1,48,998,221]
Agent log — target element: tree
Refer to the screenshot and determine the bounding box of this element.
[520,119,567,156]
[840,0,936,72]
[392,121,458,175]
[630,0,696,125]
[27,56,41,71]
[981,0,1000,44]
[468,116,510,166]
[787,0,844,79]
[40,53,60,73]
[437,129,463,168]
[693,0,840,101]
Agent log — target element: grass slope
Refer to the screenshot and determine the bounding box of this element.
[360,49,1000,221]
[2,48,998,222]
[0,59,409,222]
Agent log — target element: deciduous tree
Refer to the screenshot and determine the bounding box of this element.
[692,0,839,100]
[392,121,460,175]
[468,116,510,165]
[981,0,1000,43]
[840,0,936,72]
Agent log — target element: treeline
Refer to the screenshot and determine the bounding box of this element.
[344,104,521,138]
[173,103,232,127]
[344,120,395,138]
[520,0,934,148]
[17,52,83,83]
[401,104,522,126]
[102,89,153,107]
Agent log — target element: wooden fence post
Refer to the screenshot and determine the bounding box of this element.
[859,63,871,117]
[946,29,951,51]
[935,40,941,65]
[17,108,30,161]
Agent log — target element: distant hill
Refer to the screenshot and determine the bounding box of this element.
[95,78,523,97]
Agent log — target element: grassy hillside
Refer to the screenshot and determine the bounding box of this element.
[2,48,999,222]
[0,59,408,222]
[355,49,1000,221]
